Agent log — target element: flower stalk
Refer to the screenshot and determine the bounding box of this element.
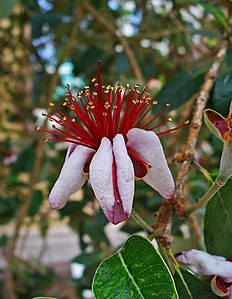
[183,102,232,217]
[131,209,154,235]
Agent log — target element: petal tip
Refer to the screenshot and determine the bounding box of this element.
[49,197,66,209]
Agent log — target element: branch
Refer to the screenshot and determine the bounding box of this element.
[83,2,144,82]
[153,39,229,247]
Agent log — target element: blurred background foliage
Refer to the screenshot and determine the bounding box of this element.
[0,0,232,298]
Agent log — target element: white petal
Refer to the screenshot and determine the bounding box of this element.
[49,145,95,209]
[89,138,115,221]
[113,134,134,216]
[127,128,174,199]
[90,137,132,224]
[175,250,232,282]
[65,143,77,161]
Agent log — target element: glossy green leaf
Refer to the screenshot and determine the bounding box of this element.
[93,235,178,299]
[204,179,232,258]
[156,69,206,110]
[174,268,219,299]
[197,2,227,27]
[0,0,17,19]
[209,71,232,117]
[72,252,101,267]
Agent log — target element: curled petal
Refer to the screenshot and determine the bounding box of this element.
[89,138,115,222]
[49,146,95,209]
[90,136,134,224]
[127,128,174,199]
[175,249,232,283]
[204,109,229,140]
[113,134,134,220]
[65,143,77,161]
[211,276,230,297]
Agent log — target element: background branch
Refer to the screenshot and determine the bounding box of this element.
[153,36,229,247]
[83,2,144,82]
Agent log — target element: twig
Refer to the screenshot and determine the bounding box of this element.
[5,6,84,299]
[153,38,228,247]
[192,160,213,182]
[183,176,226,217]
[131,209,154,234]
[83,2,144,82]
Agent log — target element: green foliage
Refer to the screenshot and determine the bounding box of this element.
[0,197,20,224]
[93,235,178,299]
[197,2,227,28]
[174,268,219,299]
[156,69,206,110]
[0,0,16,19]
[209,71,232,117]
[204,179,232,258]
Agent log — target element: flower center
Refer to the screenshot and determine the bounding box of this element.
[37,63,189,150]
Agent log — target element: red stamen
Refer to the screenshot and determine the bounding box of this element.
[39,65,187,150]
[157,120,189,136]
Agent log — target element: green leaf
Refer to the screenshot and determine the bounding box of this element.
[27,190,43,217]
[156,69,206,110]
[93,235,178,299]
[204,179,232,258]
[174,268,219,299]
[209,71,232,117]
[197,2,227,28]
[72,252,101,267]
[0,0,17,19]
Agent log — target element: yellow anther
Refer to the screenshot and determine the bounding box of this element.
[49,102,55,106]
[166,103,171,107]
[71,118,76,122]
[65,84,70,89]
[152,100,158,105]
[91,78,96,82]
[168,118,173,122]
[113,105,117,109]
[90,105,95,109]
[184,120,190,125]
[104,90,110,94]
[126,84,130,88]
[77,95,82,99]
[84,85,90,89]
[104,102,110,109]
[35,126,40,131]
[62,117,67,121]
[93,92,97,96]
[63,102,67,106]
[135,84,140,88]
[43,138,48,143]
